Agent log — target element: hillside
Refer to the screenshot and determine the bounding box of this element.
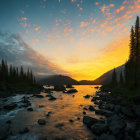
[39,75,79,85]
[93,64,125,85]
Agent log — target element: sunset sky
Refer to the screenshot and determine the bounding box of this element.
[0,0,140,80]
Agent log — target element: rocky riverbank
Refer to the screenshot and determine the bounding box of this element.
[83,90,140,140]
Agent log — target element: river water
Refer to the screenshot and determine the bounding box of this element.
[0,85,102,140]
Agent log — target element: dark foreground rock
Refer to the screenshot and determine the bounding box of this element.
[95,109,113,117]
[19,127,29,134]
[38,119,46,125]
[66,89,78,93]
[91,123,108,135]
[107,115,126,135]
[98,133,115,140]
[54,85,66,91]
[83,116,104,128]
[3,103,17,110]
[34,94,44,98]
[84,95,91,98]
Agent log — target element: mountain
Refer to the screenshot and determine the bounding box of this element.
[39,75,79,85]
[93,64,125,85]
[78,80,94,85]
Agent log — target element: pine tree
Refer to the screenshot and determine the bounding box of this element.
[119,71,124,86]
[125,16,140,89]
[111,68,117,87]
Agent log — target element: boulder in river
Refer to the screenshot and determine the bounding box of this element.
[48,96,56,101]
[84,95,91,99]
[19,127,29,134]
[66,84,73,88]
[66,89,78,93]
[27,107,33,111]
[88,105,95,111]
[34,94,44,98]
[83,116,104,128]
[3,103,17,110]
[54,85,66,91]
[38,119,46,125]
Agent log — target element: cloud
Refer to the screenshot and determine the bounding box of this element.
[80,21,89,27]
[35,26,40,31]
[0,32,67,77]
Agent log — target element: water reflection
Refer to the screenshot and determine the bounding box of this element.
[5,85,101,140]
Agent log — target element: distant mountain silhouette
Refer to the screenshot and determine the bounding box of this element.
[93,65,125,85]
[39,75,79,85]
[78,80,94,85]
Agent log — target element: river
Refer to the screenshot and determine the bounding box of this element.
[0,85,102,140]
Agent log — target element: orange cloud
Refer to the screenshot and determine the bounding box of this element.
[95,2,99,6]
[35,26,40,31]
[80,21,89,27]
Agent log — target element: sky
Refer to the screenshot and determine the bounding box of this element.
[0,0,140,80]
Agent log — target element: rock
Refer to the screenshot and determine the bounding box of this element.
[83,116,104,128]
[46,94,53,97]
[132,94,140,104]
[27,107,33,111]
[83,111,86,115]
[39,105,44,108]
[66,85,73,88]
[54,85,66,91]
[34,94,44,98]
[3,103,17,110]
[49,96,56,101]
[105,103,114,111]
[91,97,99,102]
[66,89,78,93]
[69,119,74,123]
[136,130,140,140]
[95,109,113,117]
[107,115,126,135]
[77,117,80,120]
[55,123,64,128]
[6,120,11,124]
[38,119,46,125]
[91,123,108,135]
[84,95,91,99]
[125,122,136,137]
[89,105,95,111]
[132,105,140,117]
[46,111,52,117]
[114,105,121,113]
[0,124,10,140]
[121,107,133,118]
[83,107,88,110]
[19,127,29,134]
[98,133,115,140]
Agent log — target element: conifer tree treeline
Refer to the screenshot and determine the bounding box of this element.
[125,16,140,89]
[0,59,36,85]
[110,16,140,88]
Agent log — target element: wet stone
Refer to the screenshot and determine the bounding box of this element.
[38,119,46,125]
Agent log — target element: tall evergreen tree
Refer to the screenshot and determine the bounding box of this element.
[119,71,124,86]
[111,68,117,87]
[125,16,140,89]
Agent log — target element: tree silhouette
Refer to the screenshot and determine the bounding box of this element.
[111,68,117,87]
[0,59,36,86]
[125,16,140,89]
